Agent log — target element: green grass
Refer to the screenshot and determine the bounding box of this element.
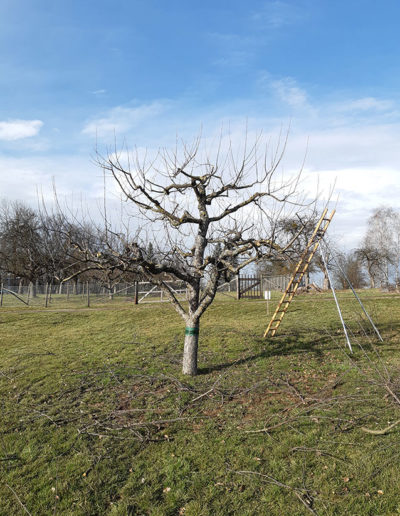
[1,291,400,515]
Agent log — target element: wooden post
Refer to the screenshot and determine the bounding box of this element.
[66,282,70,301]
[87,281,90,307]
[134,281,138,305]
[0,282,3,307]
[45,283,49,308]
[236,275,241,300]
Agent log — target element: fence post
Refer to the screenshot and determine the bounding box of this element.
[134,281,138,305]
[236,275,241,300]
[45,283,49,308]
[0,282,3,307]
[87,281,90,307]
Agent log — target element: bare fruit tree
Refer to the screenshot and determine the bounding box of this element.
[63,134,307,375]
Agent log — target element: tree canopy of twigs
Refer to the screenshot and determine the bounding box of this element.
[55,132,311,375]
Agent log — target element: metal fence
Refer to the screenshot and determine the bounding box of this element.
[0,275,290,308]
[0,280,188,308]
[261,275,292,291]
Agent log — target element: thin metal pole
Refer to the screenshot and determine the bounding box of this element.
[320,244,353,353]
[322,240,383,342]
[0,282,3,307]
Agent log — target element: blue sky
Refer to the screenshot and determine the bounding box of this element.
[1,0,400,245]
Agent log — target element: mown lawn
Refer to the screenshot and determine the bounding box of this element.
[1,291,400,515]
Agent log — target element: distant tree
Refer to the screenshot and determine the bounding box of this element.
[333,251,366,289]
[0,201,44,294]
[359,207,400,288]
[355,245,383,289]
[145,242,156,262]
[258,214,326,286]
[40,213,74,286]
[278,215,320,286]
[256,255,292,277]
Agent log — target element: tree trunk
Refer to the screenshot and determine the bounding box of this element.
[182,319,199,375]
[29,281,37,298]
[368,267,375,289]
[323,271,330,290]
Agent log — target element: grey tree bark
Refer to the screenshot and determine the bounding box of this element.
[183,319,199,375]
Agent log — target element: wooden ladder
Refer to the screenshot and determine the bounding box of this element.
[263,208,335,338]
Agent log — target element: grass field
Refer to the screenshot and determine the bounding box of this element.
[1,290,400,515]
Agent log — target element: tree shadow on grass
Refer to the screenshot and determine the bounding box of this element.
[198,322,395,375]
[198,330,331,374]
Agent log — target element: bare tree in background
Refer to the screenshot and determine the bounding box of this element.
[360,207,400,288]
[257,214,336,290]
[333,250,366,289]
[355,245,383,289]
[0,201,43,295]
[61,134,309,375]
[273,216,318,287]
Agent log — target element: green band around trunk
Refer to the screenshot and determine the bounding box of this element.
[185,326,199,336]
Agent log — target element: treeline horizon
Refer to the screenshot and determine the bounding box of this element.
[1,199,399,292]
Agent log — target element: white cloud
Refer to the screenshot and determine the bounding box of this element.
[82,101,170,137]
[0,155,100,207]
[91,89,107,96]
[0,119,43,141]
[3,83,400,251]
[256,72,310,110]
[251,1,307,29]
[336,97,394,113]
[270,77,308,108]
